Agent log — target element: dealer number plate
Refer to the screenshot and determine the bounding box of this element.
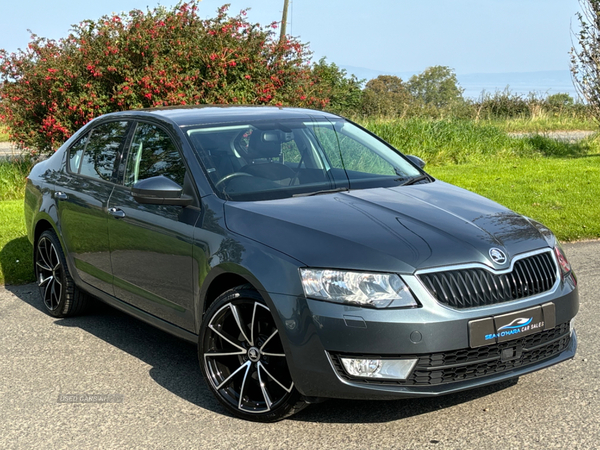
[469,303,556,348]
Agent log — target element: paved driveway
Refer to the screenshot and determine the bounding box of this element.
[0,241,598,449]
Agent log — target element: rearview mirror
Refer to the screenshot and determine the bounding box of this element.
[131,175,193,206]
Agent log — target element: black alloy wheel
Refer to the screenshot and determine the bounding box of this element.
[199,286,306,422]
[35,230,87,317]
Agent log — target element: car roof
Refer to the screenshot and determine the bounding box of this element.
[97,105,342,128]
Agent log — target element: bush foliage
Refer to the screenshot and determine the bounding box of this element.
[357,69,589,122]
[0,2,342,153]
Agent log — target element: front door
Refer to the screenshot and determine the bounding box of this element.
[107,122,200,331]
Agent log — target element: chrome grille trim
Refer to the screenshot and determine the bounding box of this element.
[416,248,559,309]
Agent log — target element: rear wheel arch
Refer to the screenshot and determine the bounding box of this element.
[33,218,79,287]
[34,219,54,247]
[34,228,89,317]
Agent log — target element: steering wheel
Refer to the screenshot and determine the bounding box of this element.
[214,172,254,189]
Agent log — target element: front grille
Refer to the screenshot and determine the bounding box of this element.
[331,322,570,387]
[418,251,557,309]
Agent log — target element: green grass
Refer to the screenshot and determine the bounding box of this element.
[485,115,598,133]
[360,118,600,165]
[0,159,33,201]
[0,199,34,285]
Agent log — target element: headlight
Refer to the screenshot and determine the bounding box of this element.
[554,243,577,286]
[299,269,418,309]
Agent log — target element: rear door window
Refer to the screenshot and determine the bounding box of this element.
[76,121,130,182]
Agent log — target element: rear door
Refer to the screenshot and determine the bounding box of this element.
[57,120,131,294]
[107,121,201,331]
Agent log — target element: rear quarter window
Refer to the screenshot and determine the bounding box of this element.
[68,134,89,173]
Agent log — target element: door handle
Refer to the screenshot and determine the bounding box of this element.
[108,207,126,219]
[54,192,68,200]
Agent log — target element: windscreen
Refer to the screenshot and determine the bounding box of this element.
[186,118,424,201]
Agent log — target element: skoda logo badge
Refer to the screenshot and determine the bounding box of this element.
[247,347,261,362]
[489,248,507,264]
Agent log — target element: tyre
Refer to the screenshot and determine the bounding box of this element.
[199,285,307,422]
[35,229,88,317]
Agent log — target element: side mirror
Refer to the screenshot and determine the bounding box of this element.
[407,155,426,169]
[131,175,193,206]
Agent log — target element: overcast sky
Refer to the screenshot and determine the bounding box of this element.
[0,0,582,75]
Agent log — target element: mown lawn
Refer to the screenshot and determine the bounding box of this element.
[428,157,600,241]
[0,199,34,285]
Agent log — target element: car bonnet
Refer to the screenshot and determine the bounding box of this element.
[223,180,551,273]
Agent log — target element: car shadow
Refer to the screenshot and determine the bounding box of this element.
[7,283,518,424]
[291,379,517,424]
[0,236,35,285]
[5,283,224,416]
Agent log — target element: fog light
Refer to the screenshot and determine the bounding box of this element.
[340,357,417,380]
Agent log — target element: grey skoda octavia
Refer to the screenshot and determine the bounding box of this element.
[24,106,578,421]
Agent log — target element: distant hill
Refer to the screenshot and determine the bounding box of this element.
[339,66,578,100]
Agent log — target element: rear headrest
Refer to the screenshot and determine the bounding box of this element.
[247,131,282,159]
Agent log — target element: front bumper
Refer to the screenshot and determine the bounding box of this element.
[325,327,576,399]
[268,278,578,400]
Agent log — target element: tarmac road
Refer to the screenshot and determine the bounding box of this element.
[0,241,598,449]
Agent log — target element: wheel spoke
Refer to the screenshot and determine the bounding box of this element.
[38,274,53,287]
[43,279,53,307]
[204,350,246,358]
[36,260,52,272]
[250,302,258,347]
[257,361,294,393]
[251,302,271,348]
[38,240,52,270]
[257,364,273,410]
[50,245,60,269]
[53,278,62,304]
[237,361,252,411]
[261,351,286,357]
[208,324,246,352]
[259,329,279,352]
[51,280,59,308]
[216,360,251,390]
[230,304,252,345]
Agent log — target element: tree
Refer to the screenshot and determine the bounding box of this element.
[571,0,600,120]
[0,2,330,153]
[360,75,412,117]
[311,58,363,115]
[406,66,464,109]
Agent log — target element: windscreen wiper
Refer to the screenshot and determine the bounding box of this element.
[399,174,432,186]
[292,187,350,197]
